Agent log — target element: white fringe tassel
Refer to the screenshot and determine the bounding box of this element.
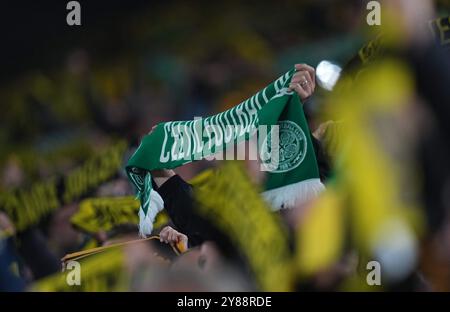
[138,189,165,237]
[262,178,326,211]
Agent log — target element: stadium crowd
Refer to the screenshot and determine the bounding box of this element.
[1,0,449,292]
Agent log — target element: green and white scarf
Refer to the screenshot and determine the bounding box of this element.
[126,68,325,236]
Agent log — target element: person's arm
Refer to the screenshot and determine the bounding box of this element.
[159,225,188,252]
[154,174,202,244]
[155,173,233,250]
[146,124,201,242]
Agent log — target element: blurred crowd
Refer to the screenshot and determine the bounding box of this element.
[1,0,450,292]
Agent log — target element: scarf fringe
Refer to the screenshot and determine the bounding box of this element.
[138,189,165,237]
[262,178,325,211]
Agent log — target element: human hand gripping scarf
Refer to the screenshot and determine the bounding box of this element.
[126,68,325,236]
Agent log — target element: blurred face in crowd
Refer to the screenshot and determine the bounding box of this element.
[47,203,83,256]
[1,157,24,190]
[171,241,224,274]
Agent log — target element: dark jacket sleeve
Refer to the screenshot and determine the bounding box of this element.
[155,175,234,253]
[155,175,212,247]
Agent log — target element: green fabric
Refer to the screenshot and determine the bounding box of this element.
[126,69,321,215]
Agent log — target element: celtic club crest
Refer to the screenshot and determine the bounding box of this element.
[260,120,307,173]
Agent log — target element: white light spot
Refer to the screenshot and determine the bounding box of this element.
[316,60,342,91]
